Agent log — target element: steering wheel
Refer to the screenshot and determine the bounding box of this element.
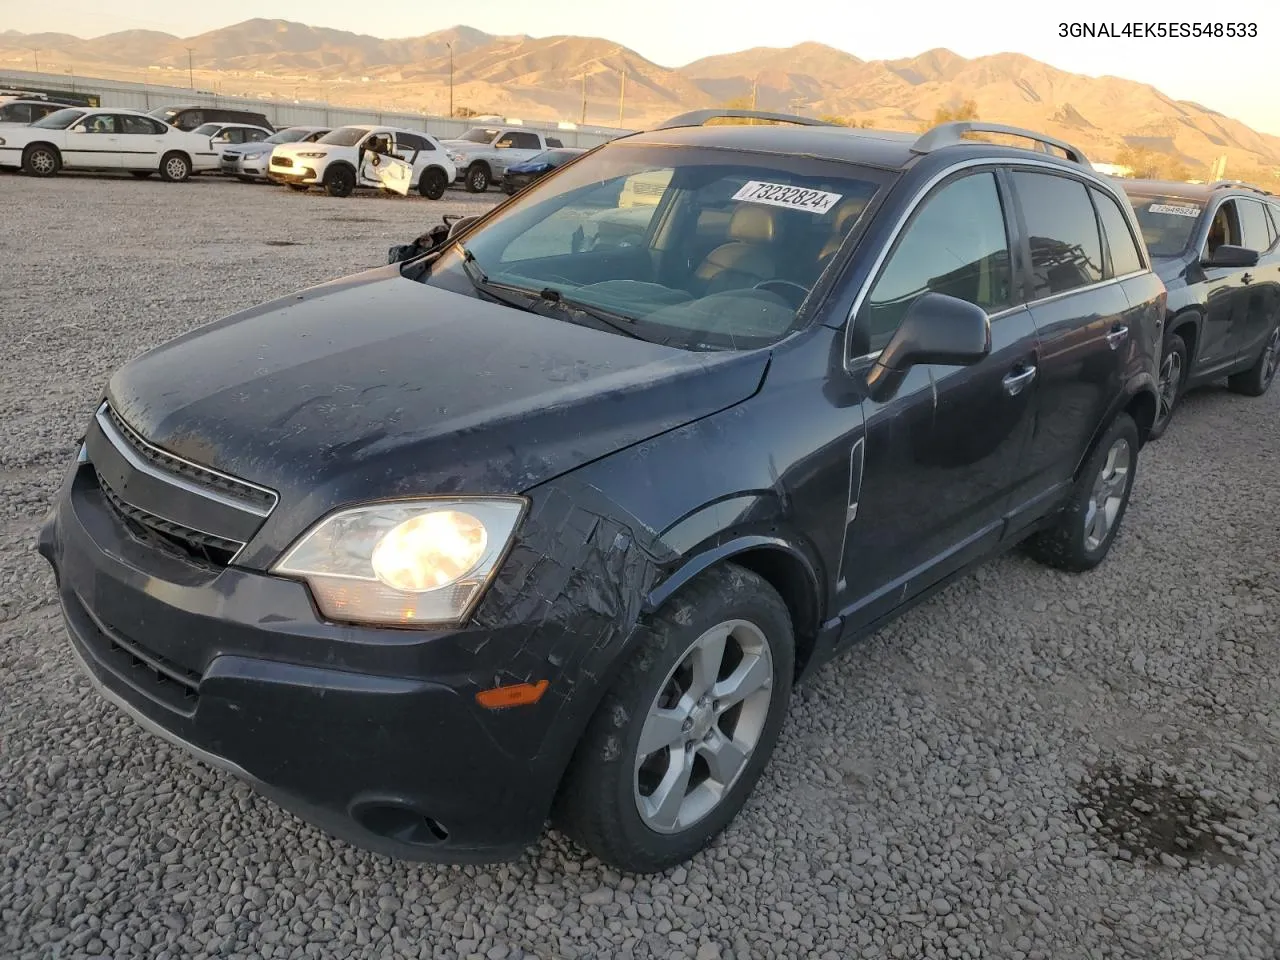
[752,279,811,309]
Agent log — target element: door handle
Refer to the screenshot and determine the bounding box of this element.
[1106,325,1129,350]
[1002,365,1037,397]
[1242,273,1253,285]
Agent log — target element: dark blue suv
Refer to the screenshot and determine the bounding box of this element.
[1121,179,1280,436]
[39,112,1163,872]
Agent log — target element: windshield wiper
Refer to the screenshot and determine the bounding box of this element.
[534,287,650,342]
[456,244,544,313]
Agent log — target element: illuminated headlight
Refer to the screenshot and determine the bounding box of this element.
[241,150,265,161]
[297,150,328,158]
[272,498,525,627]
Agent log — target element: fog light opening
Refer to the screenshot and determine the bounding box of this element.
[352,801,449,845]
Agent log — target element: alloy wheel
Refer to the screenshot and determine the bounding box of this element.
[30,150,55,174]
[1157,350,1182,424]
[634,619,775,835]
[165,157,188,180]
[1083,437,1131,552]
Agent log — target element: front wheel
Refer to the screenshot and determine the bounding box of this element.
[159,152,191,182]
[323,165,356,198]
[1148,330,1188,440]
[554,563,794,873]
[464,164,490,193]
[418,167,448,200]
[1227,322,1280,397]
[1023,412,1139,573]
[23,144,61,177]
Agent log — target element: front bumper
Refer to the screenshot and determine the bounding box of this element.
[268,166,318,185]
[36,459,585,863]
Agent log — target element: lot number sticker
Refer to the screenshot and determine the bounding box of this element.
[1148,203,1201,218]
[733,181,843,215]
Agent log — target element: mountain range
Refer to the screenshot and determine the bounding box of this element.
[3,19,1278,172]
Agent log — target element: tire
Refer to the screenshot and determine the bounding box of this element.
[1023,412,1139,573]
[1148,330,1189,440]
[464,164,490,193]
[417,167,448,200]
[287,184,310,192]
[554,563,795,873]
[323,165,355,198]
[130,171,153,179]
[1227,321,1280,397]
[23,144,60,177]
[159,152,191,182]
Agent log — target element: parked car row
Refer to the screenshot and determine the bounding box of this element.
[43,110,1280,879]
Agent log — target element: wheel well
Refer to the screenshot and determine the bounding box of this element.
[725,548,822,681]
[326,162,354,178]
[161,149,190,164]
[1170,314,1199,361]
[469,160,491,175]
[1125,389,1158,447]
[24,141,58,157]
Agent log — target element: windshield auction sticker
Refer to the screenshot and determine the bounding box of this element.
[733,181,843,215]
[1148,203,1201,218]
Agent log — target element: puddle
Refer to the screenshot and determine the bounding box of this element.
[1075,761,1244,865]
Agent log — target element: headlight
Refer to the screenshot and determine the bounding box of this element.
[447,151,464,163]
[297,150,328,158]
[242,150,265,160]
[272,498,525,627]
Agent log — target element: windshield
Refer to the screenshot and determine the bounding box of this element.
[1126,193,1204,258]
[459,127,500,144]
[267,128,309,144]
[192,123,221,136]
[32,108,86,130]
[419,143,886,351]
[317,126,368,147]
[546,150,581,166]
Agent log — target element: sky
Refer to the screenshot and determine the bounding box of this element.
[4,0,1278,134]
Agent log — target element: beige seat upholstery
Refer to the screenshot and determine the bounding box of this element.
[818,198,868,265]
[695,205,782,294]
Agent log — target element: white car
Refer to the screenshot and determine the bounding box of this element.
[0,107,219,181]
[190,122,274,149]
[268,124,456,199]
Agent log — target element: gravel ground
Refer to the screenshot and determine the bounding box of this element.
[2,173,1280,960]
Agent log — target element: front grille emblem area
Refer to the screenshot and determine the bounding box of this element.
[86,402,278,568]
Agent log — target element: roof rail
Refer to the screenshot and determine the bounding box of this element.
[653,109,836,130]
[911,121,1092,168]
[1207,179,1272,195]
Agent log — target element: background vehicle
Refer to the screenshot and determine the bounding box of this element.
[39,110,1162,875]
[0,107,219,180]
[442,125,565,193]
[148,104,274,133]
[1122,179,1280,436]
[191,122,273,147]
[0,98,73,125]
[220,126,330,183]
[502,147,586,193]
[268,124,455,198]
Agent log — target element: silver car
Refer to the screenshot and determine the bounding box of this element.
[220,125,331,183]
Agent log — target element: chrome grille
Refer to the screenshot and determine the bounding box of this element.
[103,404,275,513]
[97,474,240,567]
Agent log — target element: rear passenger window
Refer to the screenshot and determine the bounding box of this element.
[858,171,1012,354]
[1013,172,1104,298]
[1237,199,1272,252]
[546,137,563,148]
[1090,188,1145,277]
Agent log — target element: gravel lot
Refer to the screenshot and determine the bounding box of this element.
[3,173,1280,960]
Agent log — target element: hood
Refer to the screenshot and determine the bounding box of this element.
[271,141,333,159]
[107,268,769,515]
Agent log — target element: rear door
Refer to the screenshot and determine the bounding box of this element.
[1230,198,1280,363]
[841,167,1041,630]
[118,114,166,169]
[1011,169,1128,498]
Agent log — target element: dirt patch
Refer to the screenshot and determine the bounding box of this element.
[1076,761,1245,865]
[263,240,303,246]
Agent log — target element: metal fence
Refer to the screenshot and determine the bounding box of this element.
[0,70,635,148]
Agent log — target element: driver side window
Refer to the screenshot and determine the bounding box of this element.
[1205,201,1242,256]
[856,172,1012,355]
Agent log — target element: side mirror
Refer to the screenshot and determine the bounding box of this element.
[1205,244,1259,269]
[863,293,991,402]
[70,125,87,134]
[447,215,479,240]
